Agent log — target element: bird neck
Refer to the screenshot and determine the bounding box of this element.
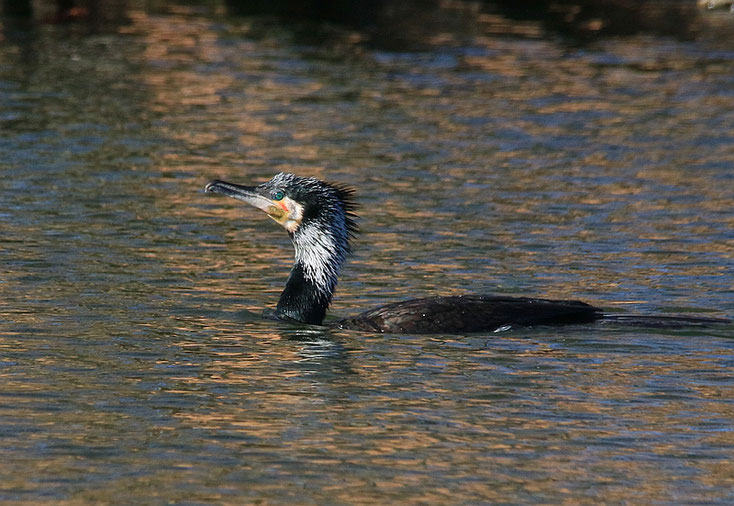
[274,224,347,325]
[275,263,333,325]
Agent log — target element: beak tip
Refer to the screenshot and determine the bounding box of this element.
[204,180,221,193]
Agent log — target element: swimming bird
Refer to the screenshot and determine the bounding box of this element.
[205,173,729,334]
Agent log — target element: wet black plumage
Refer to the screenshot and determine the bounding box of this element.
[336,295,600,333]
[205,173,729,334]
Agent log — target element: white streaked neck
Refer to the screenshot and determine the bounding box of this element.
[292,223,345,298]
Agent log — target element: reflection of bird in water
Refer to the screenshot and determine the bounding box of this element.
[205,173,729,334]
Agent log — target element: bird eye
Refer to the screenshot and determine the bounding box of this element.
[272,190,285,201]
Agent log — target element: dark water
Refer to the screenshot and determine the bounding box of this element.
[1,2,733,503]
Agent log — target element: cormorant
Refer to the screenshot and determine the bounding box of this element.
[205,173,729,334]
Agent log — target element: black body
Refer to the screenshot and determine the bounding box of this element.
[336,295,601,333]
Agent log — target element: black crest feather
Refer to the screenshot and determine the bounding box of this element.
[329,181,359,240]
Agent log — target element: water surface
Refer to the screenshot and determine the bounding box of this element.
[1,3,733,503]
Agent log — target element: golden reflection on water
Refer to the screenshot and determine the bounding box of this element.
[1,2,733,503]
[130,323,734,502]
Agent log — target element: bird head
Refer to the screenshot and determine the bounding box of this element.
[205,172,358,239]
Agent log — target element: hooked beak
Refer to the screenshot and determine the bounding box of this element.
[206,179,301,232]
[205,179,279,215]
